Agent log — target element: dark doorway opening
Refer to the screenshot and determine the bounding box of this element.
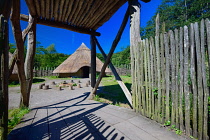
[82,66,89,78]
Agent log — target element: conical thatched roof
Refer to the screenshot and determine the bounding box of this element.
[53,43,111,74]
[9,52,18,74]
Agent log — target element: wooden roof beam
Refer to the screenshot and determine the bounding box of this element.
[20,14,101,36]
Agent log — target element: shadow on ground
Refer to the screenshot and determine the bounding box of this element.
[8,92,125,140]
[97,83,132,106]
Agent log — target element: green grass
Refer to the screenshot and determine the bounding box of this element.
[43,76,81,80]
[94,75,132,108]
[0,107,30,136]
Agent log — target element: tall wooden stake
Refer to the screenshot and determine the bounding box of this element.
[89,7,129,99]
[0,16,9,140]
[90,34,96,88]
[129,0,141,109]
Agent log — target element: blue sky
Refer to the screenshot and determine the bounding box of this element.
[9,0,162,54]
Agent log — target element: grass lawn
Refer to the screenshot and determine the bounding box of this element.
[0,107,30,136]
[95,75,132,108]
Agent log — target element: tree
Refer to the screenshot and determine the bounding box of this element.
[141,0,210,39]
[11,0,37,107]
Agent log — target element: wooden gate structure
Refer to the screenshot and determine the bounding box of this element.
[0,0,150,139]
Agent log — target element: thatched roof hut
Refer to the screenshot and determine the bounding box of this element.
[53,43,111,78]
[9,52,18,81]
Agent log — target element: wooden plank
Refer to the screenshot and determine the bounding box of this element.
[144,39,149,117]
[45,0,50,19]
[71,1,85,24]
[61,0,70,22]
[67,0,80,23]
[63,0,74,22]
[146,38,151,117]
[160,33,166,123]
[50,0,54,19]
[155,35,161,122]
[73,0,89,25]
[184,26,191,136]
[190,23,198,138]
[20,14,101,36]
[136,41,141,112]
[174,29,179,129]
[149,37,154,118]
[164,33,170,122]
[151,38,158,121]
[54,0,59,21]
[140,40,145,115]
[76,0,95,26]
[194,22,204,139]
[34,0,41,17]
[93,0,127,30]
[179,27,184,131]
[169,30,176,126]
[40,0,45,18]
[25,0,36,15]
[57,0,65,21]
[205,18,210,140]
[141,39,148,116]
[200,19,209,140]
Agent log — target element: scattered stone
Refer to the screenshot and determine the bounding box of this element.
[69,85,74,90]
[43,85,49,90]
[70,80,74,83]
[88,80,90,85]
[77,80,81,83]
[38,83,45,89]
[51,81,56,85]
[77,84,81,88]
[85,83,89,87]
[58,86,62,91]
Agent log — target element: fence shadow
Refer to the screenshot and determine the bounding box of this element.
[8,92,125,140]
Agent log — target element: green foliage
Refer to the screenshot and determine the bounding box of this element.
[152,87,158,97]
[164,120,171,126]
[141,0,210,39]
[72,83,77,86]
[8,107,30,133]
[34,42,69,68]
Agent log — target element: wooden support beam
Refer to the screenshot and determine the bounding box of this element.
[89,7,129,99]
[20,14,101,36]
[93,36,132,106]
[0,15,9,140]
[90,34,96,88]
[129,0,141,109]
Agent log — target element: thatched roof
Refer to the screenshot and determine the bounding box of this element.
[9,52,18,74]
[22,0,151,36]
[53,43,111,74]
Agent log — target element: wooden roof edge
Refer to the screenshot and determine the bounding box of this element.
[20,14,101,36]
[140,0,151,3]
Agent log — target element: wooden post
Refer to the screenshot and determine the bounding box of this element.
[90,33,96,88]
[89,7,129,99]
[25,14,37,103]
[0,15,9,140]
[129,0,141,110]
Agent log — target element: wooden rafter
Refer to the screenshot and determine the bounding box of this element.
[20,14,101,36]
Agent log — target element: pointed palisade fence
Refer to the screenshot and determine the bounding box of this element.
[131,17,210,140]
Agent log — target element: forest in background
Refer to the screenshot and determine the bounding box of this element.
[9,0,209,68]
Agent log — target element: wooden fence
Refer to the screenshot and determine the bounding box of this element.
[34,67,58,77]
[131,18,210,140]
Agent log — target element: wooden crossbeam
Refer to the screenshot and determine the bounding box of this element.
[88,6,129,99]
[20,14,101,36]
[93,36,132,106]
